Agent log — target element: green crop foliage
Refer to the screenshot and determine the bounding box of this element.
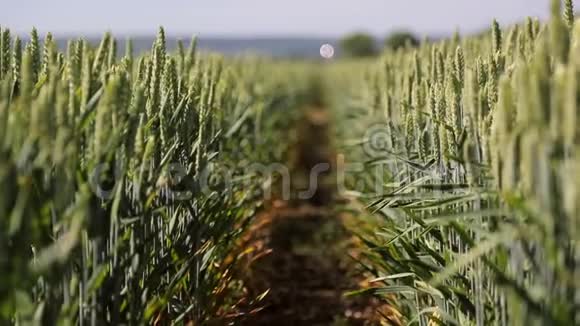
[0,27,311,325]
[2,1,580,325]
[328,0,580,325]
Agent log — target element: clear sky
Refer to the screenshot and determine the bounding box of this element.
[0,0,567,37]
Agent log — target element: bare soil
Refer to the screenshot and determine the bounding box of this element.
[229,107,400,325]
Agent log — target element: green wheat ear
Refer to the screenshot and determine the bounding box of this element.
[184,35,198,77]
[492,19,502,54]
[564,0,575,28]
[475,57,487,87]
[525,17,536,42]
[454,47,464,89]
[436,48,445,85]
[177,39,185,75]
[67,40,82,89]
[413,51,422,83]
[430,47,438,81]
[93,32,111,80]
[505,26,518,58]
[12,37,21,82]
[0,27,11,80]
[29,27,41,82]
[551,0,571,63]
[429,86,441,163]
[161,56,178,109]
[156,26,167,59]
[148,33,166,117]
[136,57,147,83]
[107,37,117,69]
[125,38,133,76]
[21,47,34,98]
[94,75,120,161]
[80,40,92,114]
[447,76,461,157]
[404,110,414,155]
[41,32,55,80]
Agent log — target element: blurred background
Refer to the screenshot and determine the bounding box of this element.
[0,0,555,57]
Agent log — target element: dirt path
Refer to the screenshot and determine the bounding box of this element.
[231,107,398,325]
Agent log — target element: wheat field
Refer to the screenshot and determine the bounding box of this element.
[1,0,579,325]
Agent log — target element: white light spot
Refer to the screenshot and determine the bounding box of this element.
[320,44,335,59]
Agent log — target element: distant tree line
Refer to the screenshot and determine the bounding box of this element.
[339,31,419,58]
